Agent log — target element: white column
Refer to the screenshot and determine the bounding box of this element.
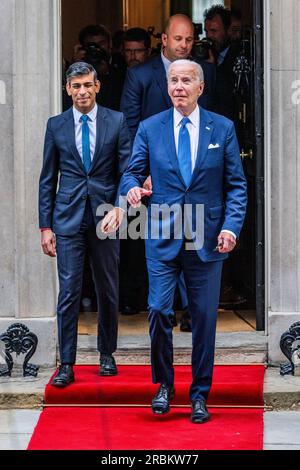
[265,0,300,363]
[0,0,61,366]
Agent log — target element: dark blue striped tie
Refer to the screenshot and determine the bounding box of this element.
[178,117,192,187]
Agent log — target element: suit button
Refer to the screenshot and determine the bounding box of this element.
[82,195,87,200]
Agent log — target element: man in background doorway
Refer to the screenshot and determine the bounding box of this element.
[122,27,152,69]
[119,27,152,316]
[71,24,123,111]
[204,5,246,307]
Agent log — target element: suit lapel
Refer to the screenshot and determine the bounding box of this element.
[152,56,173,108]
[88,105,108,173]
[63,109,86,173]
[162,110,186,187]
[189,107,214,186]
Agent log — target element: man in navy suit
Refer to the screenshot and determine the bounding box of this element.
[120,14,216,141]
[117,60,247,423]
[39,62,131,387]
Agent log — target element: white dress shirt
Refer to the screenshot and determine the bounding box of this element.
[161,51,172,75]
[174,106,199,172]
[73,104,98,162]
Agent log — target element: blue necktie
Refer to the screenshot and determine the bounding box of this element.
[80,115,91,172]
[178,117,192,187]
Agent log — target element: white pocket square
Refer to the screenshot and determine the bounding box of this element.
[208,143,220,149]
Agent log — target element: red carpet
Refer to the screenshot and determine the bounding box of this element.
[28,407,263,451]
[28,365,265,451]
[44,365,264,406]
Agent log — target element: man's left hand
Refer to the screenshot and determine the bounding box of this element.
[100,208,124,234]
[217,232,236,253]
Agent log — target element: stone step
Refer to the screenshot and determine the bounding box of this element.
[4,333,298,411]
[264,368,300,411]
[76,349,267,365]
[1,366,299,411]
[77,331,268,365]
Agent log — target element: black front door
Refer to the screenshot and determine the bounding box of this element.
[230,0,265,330]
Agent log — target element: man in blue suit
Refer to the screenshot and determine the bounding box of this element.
[118,60,247,423]
[39,62,131,387]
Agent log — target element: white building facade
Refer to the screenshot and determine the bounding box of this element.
[0,0,299,366]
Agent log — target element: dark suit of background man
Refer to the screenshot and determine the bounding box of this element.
[39,62,131,387]
[204,5,240,121]
[204,5,246,307]
[119,60,247,423]
[120,14,216,331]
[120,14,216,141]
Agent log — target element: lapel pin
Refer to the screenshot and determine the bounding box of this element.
[206,126,211,130]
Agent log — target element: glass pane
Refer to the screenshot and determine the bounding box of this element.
[192,0,225,37]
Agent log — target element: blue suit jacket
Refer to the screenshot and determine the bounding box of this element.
[39,106,131,236]
[120,55,216,141]
[120,107,247,262]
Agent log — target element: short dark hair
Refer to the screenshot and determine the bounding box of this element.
[123,27,151,49]
[66,62,98,83]
[112,30,125,49]
[204,4,231,30]
[79,24,111,45]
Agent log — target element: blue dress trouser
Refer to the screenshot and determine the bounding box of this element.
[147,245,223,402]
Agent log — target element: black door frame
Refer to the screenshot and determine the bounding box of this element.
[253,0,265,331]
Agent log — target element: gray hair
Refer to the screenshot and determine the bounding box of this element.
[66,62,98,83]
[167,60,204,83]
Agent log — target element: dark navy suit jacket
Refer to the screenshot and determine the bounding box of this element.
[39,105,131,236]
[120,107,247,262]
[120,54,216,141]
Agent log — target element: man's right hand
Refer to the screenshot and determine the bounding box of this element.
[41,230,57,257]
[127,187,152,208]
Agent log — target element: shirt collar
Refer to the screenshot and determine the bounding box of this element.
[217,46,230,65]
[73,103,98,123]
[161,51,172,74]
[174,106,200,128]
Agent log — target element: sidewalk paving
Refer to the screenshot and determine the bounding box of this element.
[0,409,300,450]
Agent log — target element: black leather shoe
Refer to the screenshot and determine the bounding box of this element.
[99,354,118,376]
[152,384,175,414]
[191,399,211,424]
[171,313,178,327]
[51,364,74,388]
[180,309,192,332]
[219,286,247,308]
